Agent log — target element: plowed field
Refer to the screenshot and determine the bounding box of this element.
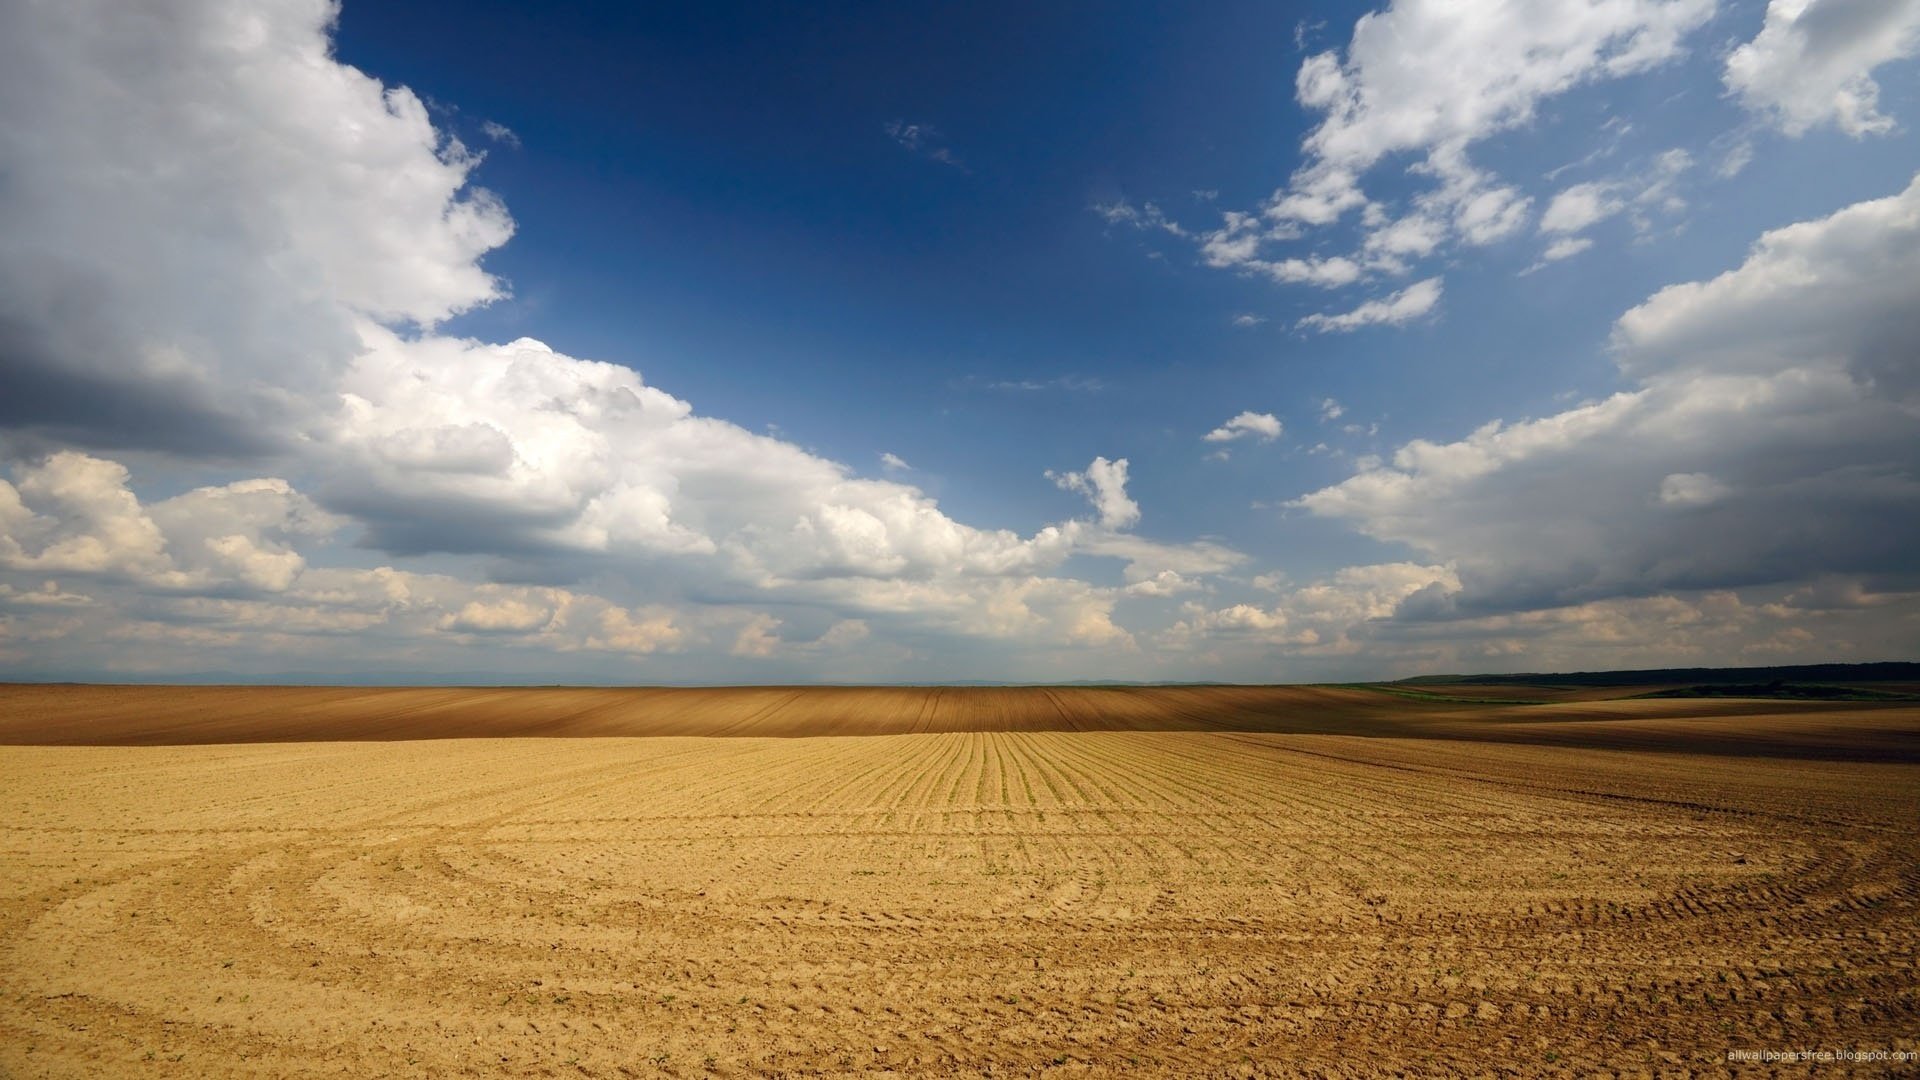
[2,687,1917,1075]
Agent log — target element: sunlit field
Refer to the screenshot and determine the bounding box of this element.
[4,684,1916,1076]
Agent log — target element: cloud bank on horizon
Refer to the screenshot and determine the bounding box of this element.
[0,0,1915,682]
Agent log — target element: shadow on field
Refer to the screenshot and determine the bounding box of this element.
[2,682,1917,762]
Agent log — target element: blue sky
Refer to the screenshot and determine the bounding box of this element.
[1,0,1917,681]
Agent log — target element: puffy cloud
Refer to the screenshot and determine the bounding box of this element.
[1203,412,1283,444]
[326,331,1187,604]
[0,453,175,583]
[0,453,329,594]
[1532,149,1692,263]
[585,605,684,655]
[1296,173,1920,613]
[1172,1,1712,305]
[0,440,1229,673]
[1611,171,1920,387]
[1162,562,1459,651]
[0,0,512,451]
[1272,0,1707,238]
[1299,277,1442,333]
[1725,0,1920,137]
[149,479,340,593]
[439,597,560,635]
[1542,183,1626,234]
[730,613,784,657]
[1285,0,1710,192]
[1260,256,1364,288]
[1048,457,1141,530]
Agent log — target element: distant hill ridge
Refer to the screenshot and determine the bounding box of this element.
[1399,661,1920,687]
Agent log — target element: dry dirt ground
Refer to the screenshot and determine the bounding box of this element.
[1,686,1917,1076]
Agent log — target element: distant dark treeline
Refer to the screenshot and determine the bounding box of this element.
[1399,661,1920,688]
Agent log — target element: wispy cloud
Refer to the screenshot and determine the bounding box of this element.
[480,119,520,148]
[1093,197,1188,238]
[961,374,1107,394]
[884,120,964,168]
[1298,277,1442,333]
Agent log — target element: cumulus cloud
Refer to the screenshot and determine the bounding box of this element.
[1296,173,1920,614]
[1541,183,1627,234]
[1154,1,1714,309]
[1725,0,1920,137]
[0,0,513,452]
[1048,457,1141,530]
[1529,149,1692,267]
[1162,562,1459,651]
[1284,0,1710,202]
[0,0,1261,680]
[1299,278,1442,333]
[1203,412,1283,444]
[730,613,784,657]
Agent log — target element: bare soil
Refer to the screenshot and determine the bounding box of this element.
[2,686,1916,1076]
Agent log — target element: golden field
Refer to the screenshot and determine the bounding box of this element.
[2,684,1917,1076]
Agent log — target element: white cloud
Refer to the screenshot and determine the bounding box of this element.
[879,452,911,472]
[1163,562,1459,650]
[1260,255,1364,288]
[0,0,1265,679]
[1725,0,1920,137]
[1299,277,1442,333]
[587,606,684,654]
[0,0,514,450]
[0,453,175,583]
[1173,0,1712,308]
[1231,313,1268,327]
[1541,182,1626,234]
[1531,149,1692,264]
[1203,412,1283,443]
[1285,0,1711,192]
[1361,212,1447,261]
[480,119,521,148]
[440,597,558,635]
[1122,570,1206,598]
[1542,236,1597,262]
[1297,173,1920,613]
[1094,197,1188,237]
[1048,457,1141,530]
[1318,398,1345,421]
[730,613,783,657]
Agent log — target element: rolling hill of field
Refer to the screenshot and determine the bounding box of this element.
[4,681,1918,761]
